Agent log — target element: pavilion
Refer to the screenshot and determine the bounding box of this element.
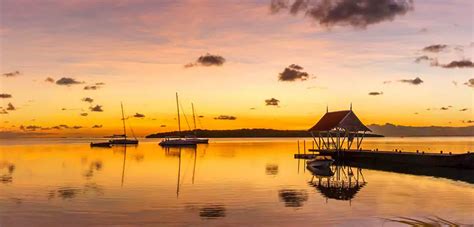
[308,107,371,151]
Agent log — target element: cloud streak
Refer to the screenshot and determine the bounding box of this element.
[133,113,145,118]
[415,56,474,69]
[185,54,226,68]
[84,85,100,90]
[6,103,15,111]
[399,77,423,85]
[82,97,94,103]
[270,0,413,28]
[214,115,237,120]
[89,105,103,112]
[441,60,474,68]
[368,91,383,95]
[56,77,82,86]
[464,78,474,87]
[45,77,55,83]
[265,98,280,106]
[3,71,20,77]
[278,64,309,82]
[422,44,447,53]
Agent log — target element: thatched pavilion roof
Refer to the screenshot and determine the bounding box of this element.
[308,110,371,132]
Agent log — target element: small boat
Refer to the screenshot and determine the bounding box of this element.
[307,165,334,177]
[159,137,197,147]
[158,93,198,147]
[90,142,112,148]
[307,156,334,168]
[109,103,139,145]
[184,135,209,144]
[186,103,209,144]
[109,138,139,145]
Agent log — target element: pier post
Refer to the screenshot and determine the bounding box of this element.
[297,140,300,154]
[303,140,306,155]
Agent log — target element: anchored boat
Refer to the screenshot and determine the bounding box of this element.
[109,102,139,145]
[90,142,112,148]
[159,93,198,147]
[306,156,334,168]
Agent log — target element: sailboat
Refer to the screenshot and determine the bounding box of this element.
[159,93,197,146]
[109,102,139,145]
[184,103,209,144]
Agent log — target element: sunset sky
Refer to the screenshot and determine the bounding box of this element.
[1,0,473,137]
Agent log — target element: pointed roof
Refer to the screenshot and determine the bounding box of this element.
[308,110,371,132]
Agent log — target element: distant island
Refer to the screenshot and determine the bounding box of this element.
[146,128,383,138]
[368,124,474,137]
[146,125,474,138]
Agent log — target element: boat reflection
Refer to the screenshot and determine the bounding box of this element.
[307,164,367,202]
[162,146,199,197]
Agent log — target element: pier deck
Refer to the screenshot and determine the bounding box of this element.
[302,149,474,169]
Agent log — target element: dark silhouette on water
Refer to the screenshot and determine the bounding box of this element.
[307,165,367,202]
[343,160,474,184]
[199,205,226,219]
[265,164,279,176]
[159,93,200,146]
[109,102,139,145]
[278,189,309,208]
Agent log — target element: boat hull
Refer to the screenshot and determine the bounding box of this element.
[90,142,112,148]
[109,139,139,145]
[186,138,209,144]
[159,139,197,147]
[307,159,334,168]
[316,150,474,169]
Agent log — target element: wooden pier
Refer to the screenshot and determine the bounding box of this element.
[295,108,474,169]
[312,149,474,169]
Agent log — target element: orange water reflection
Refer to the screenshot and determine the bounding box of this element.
[0,139,473,226]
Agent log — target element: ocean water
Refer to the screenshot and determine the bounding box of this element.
[0,137,473,226]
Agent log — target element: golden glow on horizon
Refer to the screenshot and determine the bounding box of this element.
[0,1,473,137]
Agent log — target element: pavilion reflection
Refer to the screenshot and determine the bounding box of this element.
[307,165,367,202]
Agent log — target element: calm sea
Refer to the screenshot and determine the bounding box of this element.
[0,137,473,226]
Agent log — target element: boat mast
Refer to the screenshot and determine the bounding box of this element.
[121,102,127,140]
[192,103,197,132]
[176,92,181,136]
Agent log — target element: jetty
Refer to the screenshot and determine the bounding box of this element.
[297,107,474,169]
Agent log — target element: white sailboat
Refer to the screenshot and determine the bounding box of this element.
[159,93,198,147]
[110,102,139,145]
[306,156,334,168]
[184,103,209,144]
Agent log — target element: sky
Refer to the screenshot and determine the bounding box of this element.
[0,0,473,137]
